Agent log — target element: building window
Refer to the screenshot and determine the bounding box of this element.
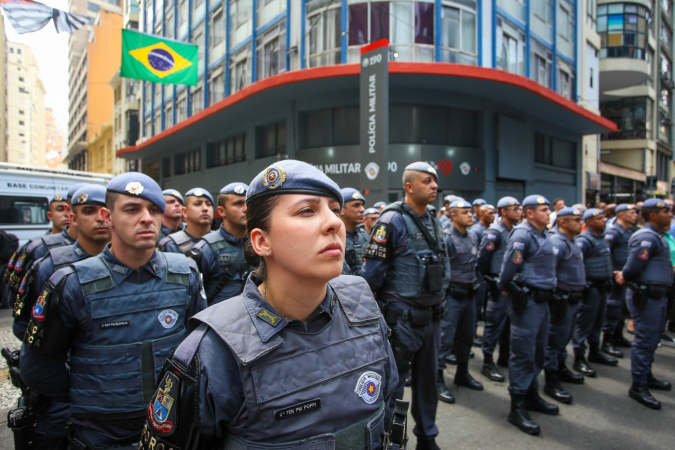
[657,150,671,180]
[597,3,650,60]
[165,9,175,38]
[230,0,253,48]
[306,0,341,67]
[154,111,162,135]
[208,66,225,106]
[18,76,24,82]
[19,120,25,126]
[165,102,174,128]
[230,44,252,94]
[440,3,477,65]
[207,133,246,167]
[144,117,152,137]
[496,17,526,76]
[256,120,286,158]
[175,147,201,175]
[178,0,188,36]
[9,48,13,53]
[531,41,552,89]
[144,0,153,32]
[144,81,151,113]
[556,0,575,58]
[587,0,597,30]
[558,59,575,100]
[18,109,25,115]
[257,0,285,27]
[209,7,226,62]
[600,97,653,140]
[659,111,672,145]
[192,22,205,72]
[191,78,204,115]
[176,91,188,122]
[256,20,286,80]
[154,83,162,109]
[530,0,554,42]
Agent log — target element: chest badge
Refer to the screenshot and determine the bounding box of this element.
[355,371,382,404]
[158,309,178,328]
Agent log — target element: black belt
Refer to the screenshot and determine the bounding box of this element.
[448,284,478,299]
[530,288,554,303]
[377,301,445,328]
[554,290,583,304]
[588,279,613,292]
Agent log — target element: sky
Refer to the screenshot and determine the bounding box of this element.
[3,0,71,140]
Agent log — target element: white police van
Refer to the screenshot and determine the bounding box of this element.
[0,163,113,245]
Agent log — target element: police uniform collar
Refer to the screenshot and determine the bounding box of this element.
[73,242,89,258]
[523,220,547,237]
[402,199,430,219]
[101,245,164,280]
[219,225,244,244]
[450,224,468,237]
[61,227,75,245]
[554,229,572,242]
[644,223,664,235]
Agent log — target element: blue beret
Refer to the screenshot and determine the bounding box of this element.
[583,208,605,220]
[71,185,106,207]
[374,201,387,208]
[185,188,214,205]
[364,207,380,215]
[50,193,67,203]
[483,204,496,211]
[67,183,89,199]
[615,203,636,213]
[557,207,582,217]
[449,199,471,209]
[496,196,521,208]
[642,198,671,209]
[219,182,249,196]
[162,189,184,205]
[522,195,551,207]
[472,198,487,206]
[444,195,460,204]
[341,187,366,204]
[404,162,438,180]
[107,172,166,213]
[246,160,343,208]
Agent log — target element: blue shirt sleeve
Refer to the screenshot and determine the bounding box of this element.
[622,234,660,281]
[498,230,530,288]
[477,231,501,275]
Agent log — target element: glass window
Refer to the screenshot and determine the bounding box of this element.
[165,102,174,128]
[165,10,174,38]
[348,3,368,46]
[0,196,49,225]
[230,44,252,94]
[306,0,341,67]
[230,0,253,48]
[191,77,204,115]
[257,0,286,27]
[209,7,226,62]
[441,2,477,64]
[145,0,153,33]
[154,83,162,109]
[178,0,188,36]
[174,148,201,175]
[154,111,162,135]
[207,133,246,167]
[597,3,649,60]
[256,120,286,158]
[256,20,286,81]
[496,17,526,76]
[600,97,653,140]
[208,66,225,106]
[176,90,188,123]
[192,22,205,72]
[557,59,575,99]
[531,41,552,89]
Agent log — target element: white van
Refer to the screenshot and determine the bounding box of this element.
[0,163,113,245]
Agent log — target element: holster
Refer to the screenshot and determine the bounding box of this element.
[550,291,569,320]
[447,283,478,300]
[384,399,409,450]
[376,301,444,329]
[567,292,583,305]
[508,281,530,314]
[627,282,649,310]
[425,256,444,293]
[588,279,613,293]
[531,289,553,304]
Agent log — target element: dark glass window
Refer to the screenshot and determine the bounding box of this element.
[349,3,368,45]
[600,97,653,140]
[370,2,390,41]
[597,3,650,60]
[0,196,48,225]
[207,133,246,168]
[415,2,434,44]
[257,121,287,158]
[174,148,201,175]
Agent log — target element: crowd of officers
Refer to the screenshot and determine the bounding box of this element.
[0,160,673,450]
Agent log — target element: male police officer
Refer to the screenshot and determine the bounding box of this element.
[158,189,186,241]
[616,198,673,409]
[603,203,638,353]
[374,201,387,212]
[20,173,206,449]
[47,194,70,235]
[544,207,586,404]
[363,207,381,234]
[362,162,450,450]
[189,182,250,306]
[573,208,617,377]
[157,187,214,253]
[437,199,483,405]
[341,188,369,276]
[471,204,496,329]
[472,199,486,225]
[499,195,558,436]
[479,196,521,382]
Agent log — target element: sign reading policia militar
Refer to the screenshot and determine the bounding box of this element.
[121,29,198,86]
[360,39,389,199]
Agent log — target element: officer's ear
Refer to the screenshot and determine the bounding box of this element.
[100,208,113,227]
[250,228,272,258]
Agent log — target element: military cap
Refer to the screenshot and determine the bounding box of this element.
[615,203,636,213]
[642,198,671,209]
[522,195,551,207]
[482,204,496,211]
[449,199,471,209]
[185,188,214,205]
[556,207,583,218]
[440,207,446,212]
[341,187,366,205]
[50,193,67,204]
[472,198,487,206]
[364,207,380,216]
[497,196,521,208]
[67,183,89,199]
[71,185,106,207]
[444,195,460,204]
[246,160,343,208]
[162,189,184,205]
[219,182,249,196]
[374,201,387,209]
[404,162,438,180]
[583,208,605,220]
[106,172,166,213]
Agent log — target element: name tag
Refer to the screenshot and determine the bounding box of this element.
[274,399,321,421]
[218,255,231,265]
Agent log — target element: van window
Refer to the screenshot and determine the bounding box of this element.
[0,196,49,225]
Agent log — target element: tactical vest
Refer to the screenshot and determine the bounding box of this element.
[381,204,450,306]
[199,230,249,305]
[446,227,478,286]
[607,223,634,270]
[577,230,612,281]
[183,275,388,449]
[550,233,586,292]
[512,225,557,291]
[68,253,191,418]
[486,222,511,276]
[470,222,486,245]
[344,228,370,276]
[160,230,196,253]
[631,228,674,287]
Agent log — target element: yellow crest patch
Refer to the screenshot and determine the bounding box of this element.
[262,166,287,190]
[125,182,145,195]
[78,192,88,203]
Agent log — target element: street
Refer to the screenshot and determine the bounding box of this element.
[0,307,673,449]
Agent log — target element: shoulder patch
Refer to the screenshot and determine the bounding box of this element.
[638,248,650,260]
[640,240,652,248]
[605,234,614,240]
[31,289,49,322]
[148,371,179,435]
[485,241,495,251]
[513,242,525,249]
[512,250,523,264]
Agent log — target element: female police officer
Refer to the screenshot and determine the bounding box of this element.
[140,160,398,450]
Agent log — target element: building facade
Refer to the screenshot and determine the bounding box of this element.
[45,108,65,169]
[4,42,46,167]
[65,0,123,170]
[0,18,7,163]
[118,0,615,206]
[86,120,115,173]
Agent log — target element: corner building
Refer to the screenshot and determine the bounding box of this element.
[119,0,616,205]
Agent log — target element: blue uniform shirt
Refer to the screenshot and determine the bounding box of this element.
[469,222,487,249]
[498,220,557,291]
[196,226,247,302]
[159,222,185,241]
[622,223,672,283]
[476,221,510,276]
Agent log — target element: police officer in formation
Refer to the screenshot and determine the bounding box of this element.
[139,160,397,450]
[362,162,448,450]
[437,199,483,405]
[45,193,71,236]
[543,207,586,405]
[20,173,206,449]
[340,187,370,275]
[499,195,559,436]
[573,208,618,377]
[604,203,638,352]
[188,182,250,306]
[478,197,522,382]
[616,198,673,409]
[157,187,214,253]
[158,189,186,241]
[363,207,381,235]
[470,203,496,340]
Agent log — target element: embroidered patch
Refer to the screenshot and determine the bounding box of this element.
[148,372,179,435]
[471,247,477,255]
[32,290,49,322]
[18,273,29,295]
[605,234,614,240]
[513,242,525,249]
[639,248,650,260]
[78,192,88,203]
[486,233,496,240]
[275,399,322,421]
[7,252,17,269]
[54,194,63,201]
[486,241,495,251]
[158,310,178,328]
[355,371,382,404]
[125,182,144,195]
[373,225,387,244]
[234,185,246,194]
[101,321,130,329]
[512,250,523,264]
[640,240,652,248]
[14,254,26,273]
[257,308,280,326]
[262,166,287,190]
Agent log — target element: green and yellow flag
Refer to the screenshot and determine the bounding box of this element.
[121,29,198,86]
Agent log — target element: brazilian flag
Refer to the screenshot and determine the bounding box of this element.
[121,29,198,86]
